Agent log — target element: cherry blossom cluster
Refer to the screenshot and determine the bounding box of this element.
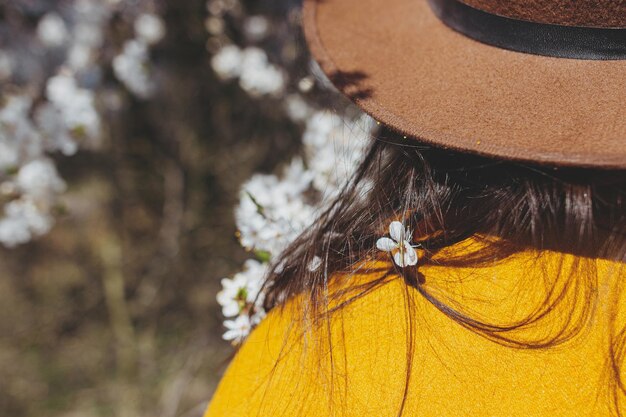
[0,0,165,247]
[219,112,377,343]
[209,0,379,344]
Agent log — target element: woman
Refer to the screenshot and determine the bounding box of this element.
[206,0,626,415]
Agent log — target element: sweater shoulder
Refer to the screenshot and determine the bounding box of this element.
[204,263,409,417]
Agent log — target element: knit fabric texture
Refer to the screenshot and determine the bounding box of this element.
[205,239,626,416]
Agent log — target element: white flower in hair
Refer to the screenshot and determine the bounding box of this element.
[376,221,418,267]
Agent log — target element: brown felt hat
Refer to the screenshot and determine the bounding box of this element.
[302,0,626,169]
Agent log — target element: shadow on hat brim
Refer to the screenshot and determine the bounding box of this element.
[302,0,626,169]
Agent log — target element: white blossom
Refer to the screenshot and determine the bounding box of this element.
[284,94,312,122]
[211,45,243,80]
[235,158,315,255]
[74,23,105,50]
[46,72,100,141]
[211,45,285,97]
[243,16,269,42]
[0,96,43,170]
[37,13,69,48]
[239,47,285,97]
[0,199,54,247]
[0,1,164,248]
[113,40,154,98]
[16,159,66,198]
[225,109,378,342]
[209,4,381,345]
[222,315,253,344]
[134,14,166,45]
[67,44,92,70]
[35,104,79,156]
[0,141,20,172]
[376,221,418,267]
[217,259,267,318]
[0,97,67,248]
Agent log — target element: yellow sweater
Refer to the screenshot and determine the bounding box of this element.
[206,241,626,416]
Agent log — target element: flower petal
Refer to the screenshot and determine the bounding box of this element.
[393,250,405,267]
[222,329,240,341]
[250,311,266,325]
[402,241,418,266]
[221,302,240,317]
[389,221,404,242]
[376,237,397,252]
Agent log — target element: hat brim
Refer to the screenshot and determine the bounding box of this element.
[302,0,626,169]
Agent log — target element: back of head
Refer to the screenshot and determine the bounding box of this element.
[266,126,626,308]
[260,126,626,410]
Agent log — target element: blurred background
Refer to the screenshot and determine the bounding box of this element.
[0,0,360,416]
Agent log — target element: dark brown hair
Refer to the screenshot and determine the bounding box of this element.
[262,126,626,415]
